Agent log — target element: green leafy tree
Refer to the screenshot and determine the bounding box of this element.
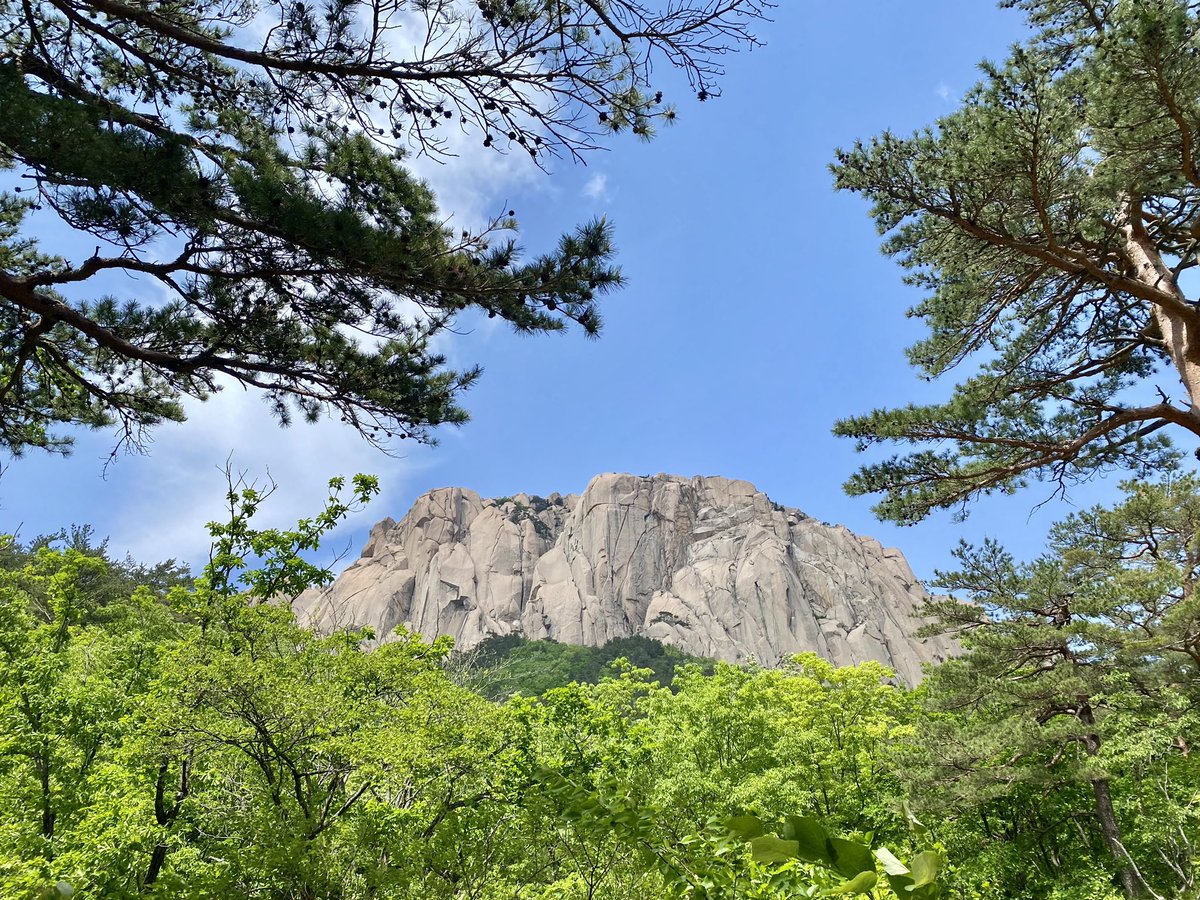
[909,475,1200,898]
[543,756,948,899]
[832,0,1200,524]
[0,541,181,897]
[133,473,533,897]
[0,475,525,898]
[0,0,767,456]
[642,656,916,837]
[0,524,190,622]
[0,505,962,898]
[504,666,672,898]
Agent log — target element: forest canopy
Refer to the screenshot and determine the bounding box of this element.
[1,473,1197,898]
[5,1,1200,898]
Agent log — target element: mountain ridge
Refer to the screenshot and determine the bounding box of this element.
[295,473,957,683]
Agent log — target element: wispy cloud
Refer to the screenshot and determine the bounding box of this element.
[935,83,954,102]
[102,379,437,569]
[582,172,609,201]
[406,134,543,230]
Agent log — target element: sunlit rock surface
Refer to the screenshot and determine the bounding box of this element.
[295,473,956,683]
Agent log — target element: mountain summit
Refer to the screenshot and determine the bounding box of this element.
[296,473,956,683]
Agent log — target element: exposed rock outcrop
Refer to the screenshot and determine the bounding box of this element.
[295,473,956,683]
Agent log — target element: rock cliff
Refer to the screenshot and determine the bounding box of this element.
[294,473,956,683]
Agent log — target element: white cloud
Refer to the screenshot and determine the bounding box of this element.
[935,83,953,102]
[582,172,609,201]
[103,379,437,569]
[405,130,545,230]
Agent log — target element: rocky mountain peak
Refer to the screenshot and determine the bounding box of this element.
[295,473,956,683]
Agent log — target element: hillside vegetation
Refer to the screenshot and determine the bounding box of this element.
[2,476,1197,899]
[452,634,716,700]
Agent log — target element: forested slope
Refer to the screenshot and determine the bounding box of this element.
[2,476,1196,899]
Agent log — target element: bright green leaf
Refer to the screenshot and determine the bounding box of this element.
[727,815,766,840]
[873,846,910,876]
[829,836,875,879]
[909,850,943,888]
[783,815,834,865]
[821,870,878,896]
[750,835,801,864]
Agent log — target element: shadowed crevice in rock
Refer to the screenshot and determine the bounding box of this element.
[294,473,957,684]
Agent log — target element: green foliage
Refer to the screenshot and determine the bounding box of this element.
[730,812,945,898]
[904,474,1200,899]
[0,539,181,897]
[639,656,917,837]
[8,472,1200,898]
[832,0,1200,524]
[0,475,501,897]
[0,525,189,622]
[0,479,941,898]
[456,634,715,699]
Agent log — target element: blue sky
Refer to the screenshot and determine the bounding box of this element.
[2,1,1135,583]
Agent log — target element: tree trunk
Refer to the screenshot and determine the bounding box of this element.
[39,738,54,843]
[1079,700,1148,898]
[1091,776,1143,899]
[143,757,190,890]
[1121,204,1200,422]
[143,844,168,888]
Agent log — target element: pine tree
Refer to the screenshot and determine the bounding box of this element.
[832,0,1200,524]
[912,474,1200,898]
[0,0,767,455]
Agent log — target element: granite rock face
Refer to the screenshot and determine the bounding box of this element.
[294,473,956,683]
